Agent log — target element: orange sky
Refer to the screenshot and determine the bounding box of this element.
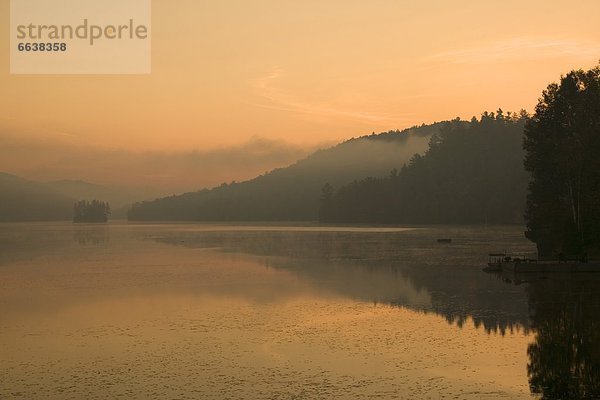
[1,0,599,151]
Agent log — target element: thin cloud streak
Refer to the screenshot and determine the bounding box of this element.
[250,67,413,125]
[430,37,600,64]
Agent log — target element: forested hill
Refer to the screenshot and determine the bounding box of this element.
[320,111,530,224]
[127,123,447,221]
[0,173,74,221]
[0,173,134,221]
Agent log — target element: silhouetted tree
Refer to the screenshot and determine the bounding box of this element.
[73,200,111,223]
[524,63,600,259]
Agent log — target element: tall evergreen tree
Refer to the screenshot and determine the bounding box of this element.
[524,63,600,259]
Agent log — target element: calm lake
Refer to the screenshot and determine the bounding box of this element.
[1,223,598,399]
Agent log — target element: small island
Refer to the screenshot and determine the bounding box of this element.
[73,200,111,223]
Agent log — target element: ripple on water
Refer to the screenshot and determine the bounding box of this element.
[0,224,535,399]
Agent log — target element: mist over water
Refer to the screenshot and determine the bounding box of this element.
[2,1,599,398]
[2,222,596,399]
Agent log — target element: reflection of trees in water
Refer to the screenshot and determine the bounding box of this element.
[525,277,600,400]
[144,227,600,397]
[73,228,110,246]
[152,228,531,334]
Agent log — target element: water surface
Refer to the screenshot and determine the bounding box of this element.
[1,223,598,399]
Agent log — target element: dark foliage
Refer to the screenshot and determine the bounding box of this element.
[73,200,111,223]
[524,64,600,259]
[526,277,600,399]
[320,111,529,224]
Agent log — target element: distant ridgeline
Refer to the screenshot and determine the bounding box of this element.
[320,111,530,224]
[0,173,140,222]
[73,200,111,223]
[127,123,444,221]
[127,117,529,223]
[0,172,73,222]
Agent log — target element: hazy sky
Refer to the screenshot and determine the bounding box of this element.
[1,0,599,188]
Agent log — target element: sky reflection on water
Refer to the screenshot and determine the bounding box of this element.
[1,223,598,399]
